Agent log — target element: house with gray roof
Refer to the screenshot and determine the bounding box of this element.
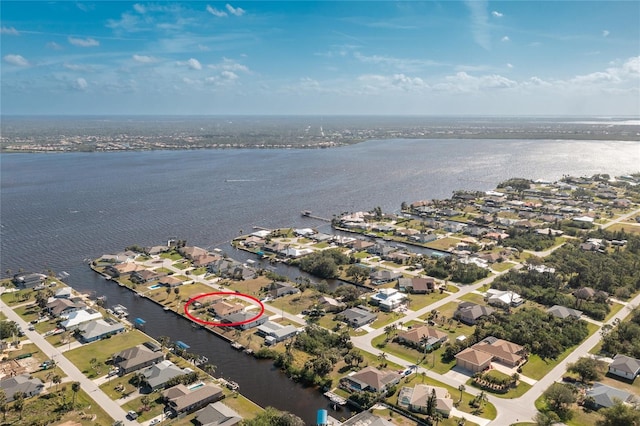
[142,360,188,390]
[340,411,393,426]
[608,354,640,381]
[256,321,299,345]
[195,401,242,426]
[547,305,583,320]
[454,302,495,325]
[339,307,377,328]
[221,312,268,330]
[0,374,44,401]
[586,382,636,409]
[77,318,125,343]
[114,344,164,374]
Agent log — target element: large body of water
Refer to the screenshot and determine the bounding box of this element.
[1,137,639,423]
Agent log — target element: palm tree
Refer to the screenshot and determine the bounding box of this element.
[71,382,80,408]
[158,336,170,350]
[12,392,25,419]
[377,352,388,367]
[53,374,62,392]
[434,412,443,426]
[141,395,150,411]
[203,363,216,377]
[0,389,6,421]
[458,384,465,403]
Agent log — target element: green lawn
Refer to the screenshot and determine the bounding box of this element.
[64,329,151,375]
[425,237,459,251]
[122,392,165,422]
[468,374,532,399]
[371,334,456,375]
[99,373,140,400]
[604,301,625,322]
[370,310,405,329]
[268,288,320,315]
[160,251,184,261]
[172,261,190,270]
[491,262,515,272]
[406,291,448,311]
[191,267,207,275]
[458,292,487,305]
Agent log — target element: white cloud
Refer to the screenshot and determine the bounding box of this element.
[602,30,610,37]
[68,36,100,47]
[353,52,445,72]
[73,77,88,90]
[501,36,510,42]
[465,0,491,50]
[1,26,19,35]
[207,5,228,17]
[357,73,428,93]
[220,70,238,80]
[198,44,210,51]
[177,58,202,70]
[208,58,250,73]
[133,54,158,63]
[46,41,63,50]
[507,63,513,69]
[434,71,517,92]
[226,4,245,16]
[492,11,503,18]
[63,63,92,71]
[133,3,146,14]
[3,54,30,67]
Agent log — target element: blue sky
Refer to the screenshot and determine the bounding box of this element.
[1,1,639,115]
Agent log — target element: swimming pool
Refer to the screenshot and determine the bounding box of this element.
[148,284,162,290]
[188,383,204,390]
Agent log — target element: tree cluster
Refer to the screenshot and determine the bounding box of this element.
[475,307,589,360]
[293,248,350,279]
[425,256,489,284]
[601,307,640,357]
[241,406,304,426]
[0,321,19,340]
[505,228,556,252]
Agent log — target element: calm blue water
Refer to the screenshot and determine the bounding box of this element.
[1,138,639,422]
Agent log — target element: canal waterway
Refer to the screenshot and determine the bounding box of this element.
[2,137,639,422]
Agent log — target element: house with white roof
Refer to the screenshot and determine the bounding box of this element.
[60,308,102,330]
[370,288,406,312]
[486,289,524,307]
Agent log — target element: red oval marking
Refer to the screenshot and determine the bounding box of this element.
[183,291,265,327]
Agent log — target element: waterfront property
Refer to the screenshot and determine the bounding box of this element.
[142,360,190,391]
[162,383,224,416]
[341,366,401,393]
[222,312,268,330]
[76,318,126,343]
[195,401,243,426]
[256,321,299,345]
[114,344,164,375]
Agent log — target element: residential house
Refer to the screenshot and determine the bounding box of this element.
[340,411,394,426]
[54,287,72,299]
[586,383,636,409]
[455,347,493,373]
[163,383,224,416]
[608,354,640,381]
[340,307,377,328]
[396,326,448,351]
[76,318,125,343]
[547,305,583,320]
[472,336,526,367]
[221,312,268,330]
[341,366,401,393]
[195,401,242,426]
[256,321,299,345]
[130,270,162,284]
[114,344,164,375]
[193,253,222,268]
[366,243,396,257]
[104,262,144,278]
[398,277,435,294]
[159,276,183,288]
[574,287,608,301]
[60,308,102,330]
[46,298,85,317]
[266,282,300,298]
[411,233,438,243]
[486,289,524,307]
[370,288,406,312]
[209,301,244,318]
[398,384,453,417]
[12,273,46,289]
[242,236,265,248]
[142,360,189,391]
[453,302,495,325]
[317,296,345,312]
[0,374,44,401]
[178,246,209,261]
[369,269,401,285]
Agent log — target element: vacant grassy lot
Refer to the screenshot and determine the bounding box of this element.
[65,329,150,374]
[425,237,459,251]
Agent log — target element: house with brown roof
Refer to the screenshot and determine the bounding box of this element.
[455,347,493,373]
[398,277,435,294]
[472,336,526,367]
[158,276,184,288]
[114,344,164,375]
[130,269,162,284]
[46,298,85,317]
[209,301,244,318]
[104,262,144,278]
[341,366,401,393]
[162,383,224,415]
[396,326,448,351]
[178,246,209,261]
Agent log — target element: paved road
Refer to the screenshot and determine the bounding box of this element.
[0,293,136,426]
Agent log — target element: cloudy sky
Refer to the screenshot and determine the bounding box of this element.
[1,1,639,115]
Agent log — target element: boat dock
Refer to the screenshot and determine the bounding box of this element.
[323,391,347,406]
[301,210,331,222]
